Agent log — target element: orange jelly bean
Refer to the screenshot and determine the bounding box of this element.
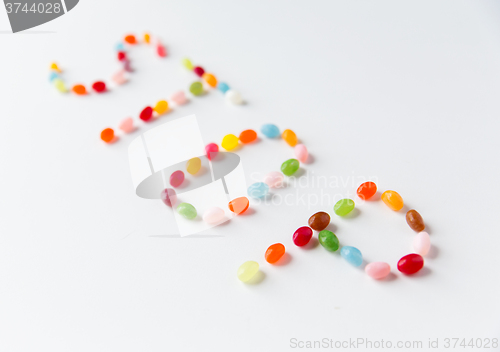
[100,128,115,143]
[202,73,217,88]
[282,129,298,146]
[238,129,257,144]
[357,181,377,200]
[381,190,404,211]
[228,197,249,214]
[265,243,285,264]
[124,35,137,44]
[72,84,87,95]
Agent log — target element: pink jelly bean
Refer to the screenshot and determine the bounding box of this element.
[205,143,219,160]
[365,262,391,279]
[112,70,127,85]
[264,171,284,188]
[169,170,184,188]
[293,226,313,246]
[413,231,430,256]
[171,90,187,105]
[118,117,135,133]
[160,188,177,207]
[203,207,225,224]
[157,44,167,57]
[294,144,308,163]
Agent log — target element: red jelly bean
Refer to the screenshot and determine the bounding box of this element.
[92,81,106,93]
[357,181,377,200]
[293,226,313,246]
[139,106,153,121]
[157,44,167,57]
[193,66,205,77]
[397,254,424,275]
[170,170,185,188]
[205,143,219,160]
[117,51,127,61]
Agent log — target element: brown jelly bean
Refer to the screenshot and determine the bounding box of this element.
[406,209,425,232]
[308,211,330,231]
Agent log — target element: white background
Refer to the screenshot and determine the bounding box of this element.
[0,1,499,351]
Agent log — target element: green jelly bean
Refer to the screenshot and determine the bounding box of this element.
[177,202,197,219]
[318,230,339,252]
[281,159,300,176]
[189,82,203,96]
[334,198,355,216]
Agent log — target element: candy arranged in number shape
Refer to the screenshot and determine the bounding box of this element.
[308,211,330,231]
[406,209,425,232]
[397,254,424,274]
[365,262,391,279]
[318,230,339,252]
[356,181,377,200]
[334,199,355,216]
[293,226,313,246]
[265,243,285,264]
[381,190,404,211]
[341,246,363,267]
[281,159,300,176]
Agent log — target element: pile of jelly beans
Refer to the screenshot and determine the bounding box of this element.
[238,180,431,283]
[182,58,243,105]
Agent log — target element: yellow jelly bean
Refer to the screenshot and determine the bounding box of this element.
[182,58,194,70]
[50,62,61,73]
[144,33,150,44]
[381,190,404,211]
[237,261,259,282]
[282,129,298,147]
[53,78,68,93]
[154,100,169,114]
[221,134,239,151]
[186,157,201,175]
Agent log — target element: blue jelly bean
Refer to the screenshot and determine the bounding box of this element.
[247,182,269,199]
[49,71,59,82]
[261,124,280,138]
[217,82,230,93]
[341,246,363,267]
[115,42,125,51]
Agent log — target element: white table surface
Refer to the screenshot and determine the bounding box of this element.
[0,1,499,351]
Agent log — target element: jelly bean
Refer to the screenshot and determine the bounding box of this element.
[265,243,285,264]
[53,78,68,93]
[144,33,150,44]
[160,188,177,207]
[50,62,61,73]
[237,261,259,282]
[92,81,106,93]
[341,246,363,267]
[205,143,219,160]
[203,207,225,224]
[281,159,299,176]
[123,59,133,72]
[153,100,169,115]
[238,129,257,144]
[406,209,425,232]
[170,170,185,188]
[203,73,217,87]
[112,70,127,85]
[228,197,249,214]
[171,91,187,105]
[413,231,430,256]
[308,211,330,231]
[365,262,391,279]
[282,129,298,147]
[193,66,205,77]
[72,84,87,95]
[176,202,197,219]
[397,253,424,274]
[217,82,230,93]
[293,226,313,246]
[49,71,59,82]
[189,81,204,96]
[117,51,127,61]
[139,106,153,121]
[357,181,377,200]
[318,230,339,252]
[182,58,194,70]
[334,199,355,216]
[381,190,404,211]
[115,42,125,51]
[264,171,284,188]
[124,34,137,44]
[247,182,269,199]
[186,157,201,175]
[261,124,280,138]
[100,128,114,143]
[294,144,308,163]
[225,90,243,105]
[119,117,135,133]
[221,134,239,151]
[157,44,167,57]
